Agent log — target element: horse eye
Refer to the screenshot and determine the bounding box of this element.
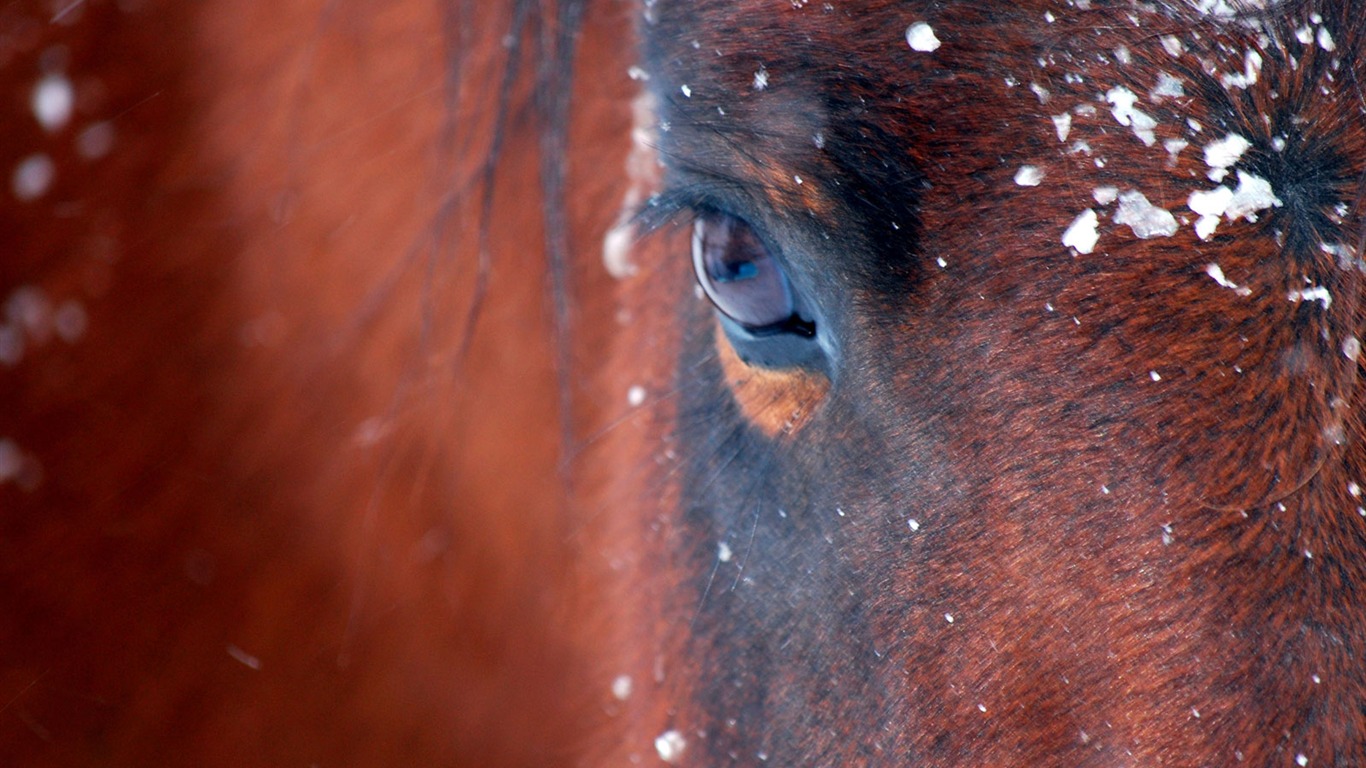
[691,212,799,331]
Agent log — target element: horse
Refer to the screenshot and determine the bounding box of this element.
[2,0,1364,765]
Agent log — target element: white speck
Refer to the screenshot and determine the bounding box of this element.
[1296,26,1314,45]
[1101,484,1111,494]
[1225,171,1281,221]
[627,385,646,406]
[1288,285,1331,309]
[1014,165,1044,187]
[1044,11,1055,22]
[1220,50,1263,90]
[680,84,692,97]
[906,22,941,53]
[1297,753,1308,766]
[1052,112,1072,142]
[603,222,639,279]
[12,154,55,202]
[1163,138,1189,166]
[1062,209,1100,255]
[944,613,954,623]
[627,65,650,81]
[1114,46,1132,65]
[1203,133,1250,182]
[1312,674,1322,684]
[1161,523,1175,546]
[655,730,687,763]
[1045,302,1055,312]
[1272,136,1287,152]
[76,121,115,160]
[813,131,825,149]
[1190,186,1234,240]
[1114,190,1178,239]
[1150,371,1162,381]
[753,67,769,90]
[226,644,261,670]
[1318,27,1336,52]
[1092,186,1119,205]
[1029,82,1050,103]
[1203,263,1252,296]
[936,257,948,268]
[1106,86,1158,146]
[717,541,733,562]
[794,175,803,185]
[1151,72,1185,101]
[32,73,74,132]
[1187,118,1203,133]
[836,506,845,517]
[612,674,634,700]
[978,703,987,712]
[1161,35,1184,57]
[1192,707,1201,718]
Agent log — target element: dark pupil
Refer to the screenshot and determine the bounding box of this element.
[692,212,795,329]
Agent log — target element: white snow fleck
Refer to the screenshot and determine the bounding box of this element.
[1114,46,1132,65]
[1343,337,1361,361]
[717,541,733,562]
[1030,82,1050,103]
[1161,35,1185,57]
[1204,263,1252,296]
[945,613,954,623]
[12,154,55,202]
[1106,86,1158,146]
[1313,673,1323,684]
[1151,72,1186,101]
[1288,285,1331,309]
[655,730,687,764]
[936,257,948,268]
[1014,165,1044,186]
[906,22,941,52]
[1202,133,1251,182]
[1052,112,1073,142]
[1297,754,1308,767]
[32,73,74,132]
[1062,209,1100,254]
[603,223,638,279]
[1163,138,1188,162]
[612,674,634,701]
[908,518,920,531]
[1190,186,1234,239]
[1225,171,1281,222]
[1092,186,1119,205]
[753,67,769,90]
[1150,371,1162,381]
[627,385,646,407]
[1318,27,1336,52]
[1114,190,1178,239]
[978,703,988,712]
[1220,50,1263,90]
[627,65,650,81]
[680,84,692,98]
[1296,26,1314,45]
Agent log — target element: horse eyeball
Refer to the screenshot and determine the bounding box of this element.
[691,212,795,330]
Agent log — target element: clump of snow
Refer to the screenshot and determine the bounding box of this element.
[1202,133,1250,182]
[1052,112,1072,142]
[1063,209,1100,254]
[1204,263,1252,296]
[655,730,687,764]
[1114,190,1178,238]
[1092,186,1119,205]
[906,22,940,52]
[1151,72,1185,101]
[1106,86,1158,146]
[1014,165,1044,186]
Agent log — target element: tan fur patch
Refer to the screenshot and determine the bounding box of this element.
[714,322,829,437]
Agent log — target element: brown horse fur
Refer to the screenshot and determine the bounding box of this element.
[3,0,1366,765]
